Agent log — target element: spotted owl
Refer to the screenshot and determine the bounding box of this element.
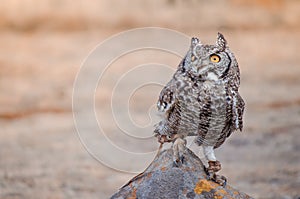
[154,33,245,185]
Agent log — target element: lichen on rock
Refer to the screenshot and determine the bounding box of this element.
[111,147,253,199]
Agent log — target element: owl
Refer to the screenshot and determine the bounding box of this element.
[154,33,245,185]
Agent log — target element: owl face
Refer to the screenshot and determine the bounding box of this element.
[187,33,232,80]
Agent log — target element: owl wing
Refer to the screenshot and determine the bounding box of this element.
[157,58,186,113]
[235,93,245,131]
[213,92,244,148]
[227,92,245,137]
[157,79,177,113]
[154,78,179,136]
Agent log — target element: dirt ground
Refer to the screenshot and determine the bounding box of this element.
[0,1,300,199]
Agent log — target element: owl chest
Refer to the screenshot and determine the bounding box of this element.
[198,81,227,112]
[178,80,227,111]
[177,80,228,133]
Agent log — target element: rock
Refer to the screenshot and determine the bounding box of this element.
[111,147,253,199]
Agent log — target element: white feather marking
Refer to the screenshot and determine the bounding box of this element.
[203,146,216,161]
[233,96,239,129]
[207,72,218,81]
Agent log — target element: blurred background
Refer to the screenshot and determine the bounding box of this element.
[0,0,300,198]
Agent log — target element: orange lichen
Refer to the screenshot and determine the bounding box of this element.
[146,173,152,178]
[214,189,232,199]
[161,167,167,171]
[216,189,228,195]
[127,188,137,199]
[214,194,223,199]
[183,167,196,172]
[194,179,218,194]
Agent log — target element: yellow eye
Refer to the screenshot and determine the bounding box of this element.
[210,54,220,63]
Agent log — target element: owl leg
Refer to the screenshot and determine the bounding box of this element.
[203,146,226,186]
[172,135,187,167]
[203,146,221,173]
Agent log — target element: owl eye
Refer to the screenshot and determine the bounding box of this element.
[210,54,221,63]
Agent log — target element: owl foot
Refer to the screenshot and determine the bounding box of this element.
[173,155,185,167]
[205,160,221,178]
[208,160,221,172]
[157,134,174,144]
[214,174,227,187]
[205,172,227,187]
[172,136,186,167]
[205,171,227,187]
[205,161,226,187]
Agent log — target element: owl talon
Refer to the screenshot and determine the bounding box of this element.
[204,167,215,180]
[157,135,173,144]
[173,155,184,167]
[173,160,181,167]
[214,174,227,187]
[204,160,226,186]
[172,137,186,167]
[180,155,185,164]
[204,170,227,187]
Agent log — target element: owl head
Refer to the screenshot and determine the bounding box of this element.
[183,32,238,81]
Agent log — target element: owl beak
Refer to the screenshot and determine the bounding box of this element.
[197,63,210,75]
[196,59,205,71]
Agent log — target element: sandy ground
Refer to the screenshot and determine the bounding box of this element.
[0,1,300,199]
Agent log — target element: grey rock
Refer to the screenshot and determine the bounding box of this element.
[111,147,253,199]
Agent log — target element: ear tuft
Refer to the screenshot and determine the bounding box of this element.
[191,37,201,48]
[216,32,227,51]
[191,37,199,44]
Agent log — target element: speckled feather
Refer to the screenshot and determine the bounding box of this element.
[154,33,245,149]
